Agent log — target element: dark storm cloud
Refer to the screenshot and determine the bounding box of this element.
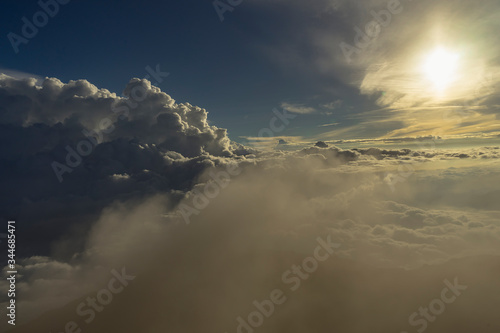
[0,74,249,257]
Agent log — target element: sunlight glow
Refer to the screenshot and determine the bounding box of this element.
[422,47,460,90]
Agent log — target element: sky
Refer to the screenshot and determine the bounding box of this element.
[2,0,498,146]
[1,1,500,332]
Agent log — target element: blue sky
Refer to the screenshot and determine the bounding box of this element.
[1,0,499,145]
[0,0,376,143]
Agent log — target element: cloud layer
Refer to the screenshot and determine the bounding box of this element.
[1,75,499,332]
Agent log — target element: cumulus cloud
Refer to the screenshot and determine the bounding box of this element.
[0,74,250,257]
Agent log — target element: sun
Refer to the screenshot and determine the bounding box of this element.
[422,47,460,90]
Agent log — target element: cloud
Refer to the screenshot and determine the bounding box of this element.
[240,135,306,150]
[5,141,500,332]
[317,122,339,127]
[2,74,500,333]
[0,69,43,82]
[280,102,316,114]
[243,0,500,139]
[0,74,251,258]
[321,99,343,110]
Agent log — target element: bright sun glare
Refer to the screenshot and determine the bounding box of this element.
[422,47,460,90]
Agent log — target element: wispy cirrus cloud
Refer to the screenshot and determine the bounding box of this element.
[321,99,343,110]
[0,69,43,82]
[318,122,339,127]
[280,102,316,114]
[246,0,500,140]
